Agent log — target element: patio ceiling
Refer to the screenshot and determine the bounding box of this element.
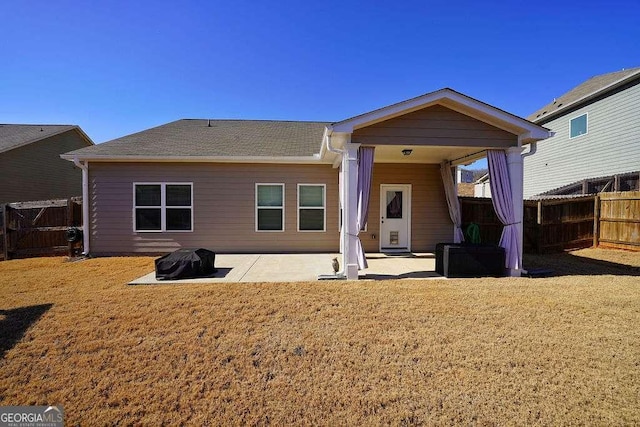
[372,144,486,165]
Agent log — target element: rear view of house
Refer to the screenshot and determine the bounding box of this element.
[524,67,640,198]
[0,124,94,203]
[62,89,551,278]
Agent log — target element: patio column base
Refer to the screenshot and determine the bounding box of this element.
[507,268,523,277]
[346,264,359,280]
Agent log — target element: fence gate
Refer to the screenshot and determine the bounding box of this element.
[0,198,82,261]
[597,191,640,250]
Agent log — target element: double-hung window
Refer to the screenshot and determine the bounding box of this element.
[298,184,325,231]
[134,183,193,232]
[570,113,588,138]
[256,184,284,231]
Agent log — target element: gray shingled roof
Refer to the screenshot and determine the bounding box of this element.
[65,119,330,158]
[0,124,77,154]
[528,67,640,122]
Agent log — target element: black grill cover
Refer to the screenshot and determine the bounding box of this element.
[155,248,217,280]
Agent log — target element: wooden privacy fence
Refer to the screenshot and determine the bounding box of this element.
[596,191,640,250]
[525,196,596,253]
[460,191,639,254]
[0,198,83,261]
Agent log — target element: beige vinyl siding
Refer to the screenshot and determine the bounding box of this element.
[0,130,89,203]
[89,162,339,255]
[524,82,640,197]
[359,163,452,252]
[352,105,517,148]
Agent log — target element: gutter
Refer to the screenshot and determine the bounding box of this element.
[60,154,327,164]
[72,157,90,256]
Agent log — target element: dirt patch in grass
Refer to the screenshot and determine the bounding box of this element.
[1,251,639,425]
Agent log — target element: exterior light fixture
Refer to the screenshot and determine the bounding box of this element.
[402,149,413,156]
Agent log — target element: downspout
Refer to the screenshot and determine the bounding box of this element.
[521,130,554,159]
[325,129,347,277]
[325,128,345,155]
[73,157,90,256]
[521,141,537,159]
[515,133,548,274]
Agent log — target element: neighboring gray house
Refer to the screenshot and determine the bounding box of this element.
[523,67,640,198]
[0,124,94,203]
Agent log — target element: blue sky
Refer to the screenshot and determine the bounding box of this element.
[3,0,639,158]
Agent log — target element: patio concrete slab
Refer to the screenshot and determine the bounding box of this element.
[129,254,338,285]
[129,252,441,285]
[238,254,338,282]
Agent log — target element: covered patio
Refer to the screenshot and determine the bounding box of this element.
[323,89,551,279]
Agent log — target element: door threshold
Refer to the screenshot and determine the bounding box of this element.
[381,249,411,254]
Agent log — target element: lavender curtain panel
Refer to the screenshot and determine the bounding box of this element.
[356,147,375,269]
[440,162,465,243]
[487,150,521,270]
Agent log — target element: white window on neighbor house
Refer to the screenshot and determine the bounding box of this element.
[298,184,325,232]
[256,184,284,232]
[134,183,193,232]
[570,113,588,138]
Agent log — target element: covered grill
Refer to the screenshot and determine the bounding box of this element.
[155,248,217,280]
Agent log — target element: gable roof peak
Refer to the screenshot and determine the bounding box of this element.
[331,87,549,143]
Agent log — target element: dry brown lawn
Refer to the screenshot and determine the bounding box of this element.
[1,249,639,425]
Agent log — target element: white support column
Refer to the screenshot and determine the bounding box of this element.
[506,147,524,276]
[343,142,360,279]
[338,163,344,255]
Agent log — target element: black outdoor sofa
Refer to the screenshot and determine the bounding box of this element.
[435,243,506,278]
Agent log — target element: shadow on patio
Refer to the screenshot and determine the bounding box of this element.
[360,253,441,280]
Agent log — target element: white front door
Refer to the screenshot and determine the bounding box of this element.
[380,184,411,252]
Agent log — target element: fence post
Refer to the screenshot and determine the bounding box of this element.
[536,200,543,254]
[2,204,8,261]
[67,198,74,258]
[593,195,600,248]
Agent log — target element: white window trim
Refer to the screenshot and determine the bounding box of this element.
[569,112,588,139]
[255,183,285,232]
[133,182,194,233]
[297,184,326,232]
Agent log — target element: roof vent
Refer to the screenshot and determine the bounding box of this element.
[552,98,557,104]
[207,119,211,127]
